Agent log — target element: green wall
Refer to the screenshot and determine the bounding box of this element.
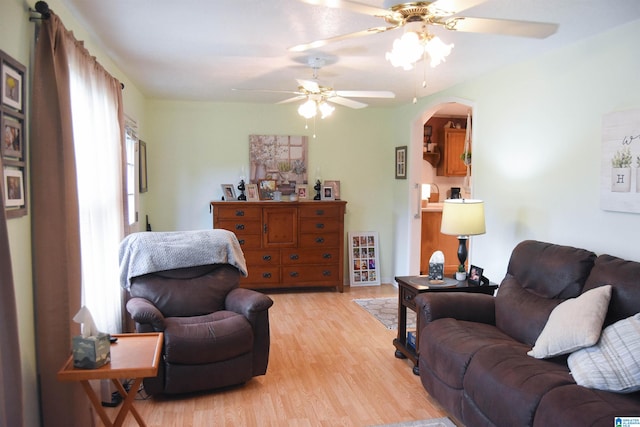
[144,100,396,279]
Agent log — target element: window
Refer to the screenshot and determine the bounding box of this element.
[124,119,139,232]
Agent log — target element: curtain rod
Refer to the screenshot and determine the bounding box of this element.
[27,2,125,91]
[29,1,51,21]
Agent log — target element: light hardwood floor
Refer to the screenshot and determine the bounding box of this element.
[102,284,449,426]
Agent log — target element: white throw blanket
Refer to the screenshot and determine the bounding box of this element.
[119,229,248,290]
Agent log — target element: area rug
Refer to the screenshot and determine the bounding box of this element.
[353,297,416,330]
[370,417,457,427]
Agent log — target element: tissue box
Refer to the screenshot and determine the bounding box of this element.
[72,333,111,369]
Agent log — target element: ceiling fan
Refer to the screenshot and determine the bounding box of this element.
[233,57,395,118]
[290,0,559,53]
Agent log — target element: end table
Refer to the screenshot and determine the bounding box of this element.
[57,332,163,427]
[393,276,498,375]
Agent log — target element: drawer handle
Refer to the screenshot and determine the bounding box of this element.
[404,294,413,301]
[262,255,272,261]
[238,239,245,245]
[289,254,299,260]
[322,253,332,259]
[315,209,324,216]
[262,272,272,279]
[235,210,245,217]
[315,237,325,244]
[322,270,331,277]
[235,224,245,230]
[289,271,299,277]
[315,223,325,229]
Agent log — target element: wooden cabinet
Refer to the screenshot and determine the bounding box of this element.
[420,210,460,276]
[211,200,347,292]
[437,128,467,177]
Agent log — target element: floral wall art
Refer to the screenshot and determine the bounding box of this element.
[249,135,308,196]
[601,109,640,214]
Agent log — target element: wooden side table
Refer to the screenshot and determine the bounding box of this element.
[393,276,498,375]
[57,332,163,427]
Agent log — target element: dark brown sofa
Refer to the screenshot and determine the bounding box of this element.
[415,240,640,427]
[126,263,273,395]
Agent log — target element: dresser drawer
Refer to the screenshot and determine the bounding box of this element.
[216,219,262,235]
[241,267,280,285]
[298,205,342,218]
[299,233,340,248]
[243,249,280,266]
[281,248,339,265]
[234,233,262,249]
[299,218,340,233]
[215,206,262,220]
[281,265,339,284]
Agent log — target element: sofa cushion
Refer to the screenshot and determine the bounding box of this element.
[534,384,640,427]
[495,240,596,345]
[419,319,516,389]
[164,311,253,364]
[528,285,611,359]
[583,254,640,326]
[568,313,640,393]
[462,343,575,427]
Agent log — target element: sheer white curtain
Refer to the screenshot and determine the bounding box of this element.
[67,41,125,334]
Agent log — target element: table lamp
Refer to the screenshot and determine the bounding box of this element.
[440,199,486,272]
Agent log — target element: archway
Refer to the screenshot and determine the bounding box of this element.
[406,99,475,275]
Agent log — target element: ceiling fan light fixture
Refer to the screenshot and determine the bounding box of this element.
[386,25,454,70]
[318,101,335,119]
[385,31,423,70]
[425,36,454,68]
[298,98,317,119]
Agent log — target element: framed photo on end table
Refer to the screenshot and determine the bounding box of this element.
[468,265,484,286]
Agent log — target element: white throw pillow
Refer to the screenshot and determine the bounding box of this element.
[568,313,640,393]
[527,285,611,359]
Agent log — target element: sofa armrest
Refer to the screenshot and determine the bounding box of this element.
[126,297,166,331]
[415,292,496,332]
[226,288,274,320]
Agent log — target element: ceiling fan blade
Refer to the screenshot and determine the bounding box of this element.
[297,79,320,93]
[277,95,307,105]
[428,0,487,16]
[328,96,368,109]
[289,26,398,52]
[446,17,558,38]
[335,90,395,99]
[232,88,302,95]
[296,0,397,19]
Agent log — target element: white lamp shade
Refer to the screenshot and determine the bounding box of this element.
[440,199,486,236]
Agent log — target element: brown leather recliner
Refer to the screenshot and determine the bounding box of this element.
[126,263,273,395]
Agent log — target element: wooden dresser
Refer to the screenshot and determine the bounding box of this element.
[211,200,347,292]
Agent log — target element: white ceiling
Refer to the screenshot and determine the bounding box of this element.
[58,0,640,110]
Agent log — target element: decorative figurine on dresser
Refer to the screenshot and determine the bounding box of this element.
[211,200,347,292]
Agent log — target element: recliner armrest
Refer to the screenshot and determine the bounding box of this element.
[126,297,166,331]
[414,292,496,333]
[226,288,274,320]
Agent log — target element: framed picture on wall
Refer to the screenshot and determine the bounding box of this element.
[3,166,24,207]
[348,231,381,287]
[1,53,24,112]
[395,145,407,179]
[1,113,23,159]
[139,140,148,193]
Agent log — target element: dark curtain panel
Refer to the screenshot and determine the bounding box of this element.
[0,156,24,427]
[31,13,92,426]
